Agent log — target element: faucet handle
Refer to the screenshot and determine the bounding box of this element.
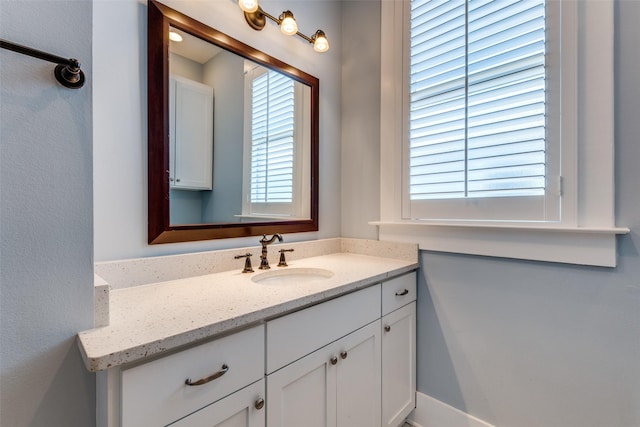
[277,249,294,267]
[234,253,254,273]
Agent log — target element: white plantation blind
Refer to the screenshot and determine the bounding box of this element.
[250,71,295,203]
[409,0,547,202]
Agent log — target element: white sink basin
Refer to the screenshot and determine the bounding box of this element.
[251,267,334,285]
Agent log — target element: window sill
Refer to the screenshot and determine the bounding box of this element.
[370,221,630,267]
[234,214,308,220]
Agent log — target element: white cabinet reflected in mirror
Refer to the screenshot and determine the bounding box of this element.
[148,0,319,244]
[169,75,214,193]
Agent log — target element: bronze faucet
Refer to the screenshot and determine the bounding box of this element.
[259,234,283,269]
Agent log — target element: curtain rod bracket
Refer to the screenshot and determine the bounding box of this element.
[0,39,85,89]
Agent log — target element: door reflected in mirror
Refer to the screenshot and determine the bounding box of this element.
[148,0,319,244]
[168,28,311,226]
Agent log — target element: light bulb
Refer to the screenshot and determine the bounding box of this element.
[169,31,183,42]
[279,11,298,36]
[313,30,329,53]
[238,0,259,13]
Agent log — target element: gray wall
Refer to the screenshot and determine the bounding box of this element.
[341,0,381,240]
[201,51,244,223]
[0,1,95,426]
[415,2,640,425]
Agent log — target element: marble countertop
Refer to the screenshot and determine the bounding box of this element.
[77,251,417,372]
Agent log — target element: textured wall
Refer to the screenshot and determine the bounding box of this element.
[0,1,95,426]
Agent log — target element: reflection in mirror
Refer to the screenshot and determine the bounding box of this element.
[168,28,311,225]
[148,0,319,244]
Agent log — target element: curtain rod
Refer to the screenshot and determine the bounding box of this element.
[0,39,85,89]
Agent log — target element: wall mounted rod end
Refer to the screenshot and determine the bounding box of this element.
[54,59,85,89]
[0,39,85,89]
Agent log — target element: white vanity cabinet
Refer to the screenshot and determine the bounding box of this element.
[265,284,382,427]
[97,271,417,427]
[381,273,417,427]
[265,272,416,427]
[117,324,264,427]
[169,75,214,191]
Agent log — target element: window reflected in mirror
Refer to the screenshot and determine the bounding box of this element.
[242,66,311,221]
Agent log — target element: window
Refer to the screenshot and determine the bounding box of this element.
[249,70,295,205]
[242,65,311,219]
[377,0,627,267]
[406,0,559,222]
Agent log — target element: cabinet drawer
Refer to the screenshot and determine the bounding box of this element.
[266,284,381,374]
[382,272,416,316]
[121,324,264,427]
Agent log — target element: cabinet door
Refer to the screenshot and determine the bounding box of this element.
[266,343,337,427]
[336,320,381,427]
[169,379,265,427]
[382,302,416,427]
[172,76,214,190]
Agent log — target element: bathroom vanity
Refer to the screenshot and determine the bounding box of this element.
[78,239,418,427]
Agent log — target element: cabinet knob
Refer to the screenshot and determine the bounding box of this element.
[254,398,265,410]
[340,351,348,360]
[176,178,181,182]
[330,356,338,365]
[384,325,391,332]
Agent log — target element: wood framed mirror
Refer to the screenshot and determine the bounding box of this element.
[148,0,319,244]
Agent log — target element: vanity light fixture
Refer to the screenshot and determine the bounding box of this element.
[238,0,329,53]
[311,30,329,53]
[238,0,259,13]
[279,11,298,36]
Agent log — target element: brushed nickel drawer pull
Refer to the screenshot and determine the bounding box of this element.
[330,356,338,365]
[185,364,229,386]
[395,289,409,296]
[340,351,348,360]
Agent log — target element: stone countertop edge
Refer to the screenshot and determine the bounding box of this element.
[79,241,418,372]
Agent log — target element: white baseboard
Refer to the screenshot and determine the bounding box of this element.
[407,392,495,427]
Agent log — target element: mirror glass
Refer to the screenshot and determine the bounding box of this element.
[148,0,319,244]
[168,27,312,225]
